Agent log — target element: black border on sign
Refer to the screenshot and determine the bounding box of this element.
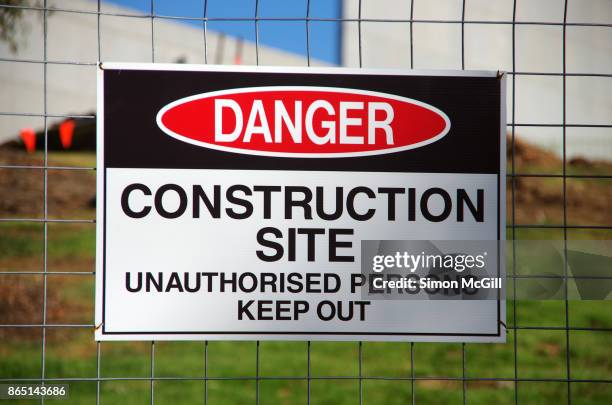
[97,63,504,339]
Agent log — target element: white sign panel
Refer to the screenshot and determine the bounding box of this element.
[95,63,505,341]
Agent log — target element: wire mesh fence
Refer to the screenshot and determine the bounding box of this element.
[0,0,610,403]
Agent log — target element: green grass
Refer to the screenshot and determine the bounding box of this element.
[44,151,97,169]
[1,321,610,404]
[1,228,611,404]
[0,223,95,261]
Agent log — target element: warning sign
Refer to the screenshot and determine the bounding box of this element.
[95,63,506,342]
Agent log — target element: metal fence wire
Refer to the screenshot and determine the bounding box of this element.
[0,0,610,404]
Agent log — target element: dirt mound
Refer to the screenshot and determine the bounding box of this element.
[506,135,612,226]
[0,147,95,218]
[508,135,561,169]
[511,175,612,226]
[0,275,90,340]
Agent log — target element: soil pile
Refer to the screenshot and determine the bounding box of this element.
[0,147,95,218]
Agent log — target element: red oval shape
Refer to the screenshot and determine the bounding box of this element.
[156,87,450,158]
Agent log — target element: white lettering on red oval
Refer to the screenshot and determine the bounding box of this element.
[156,86,451,158]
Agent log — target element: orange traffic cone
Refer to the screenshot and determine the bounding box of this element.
[20,128,36,153]
[59,119,75,149]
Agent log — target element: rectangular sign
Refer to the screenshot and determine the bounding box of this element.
[95,63,506,342]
